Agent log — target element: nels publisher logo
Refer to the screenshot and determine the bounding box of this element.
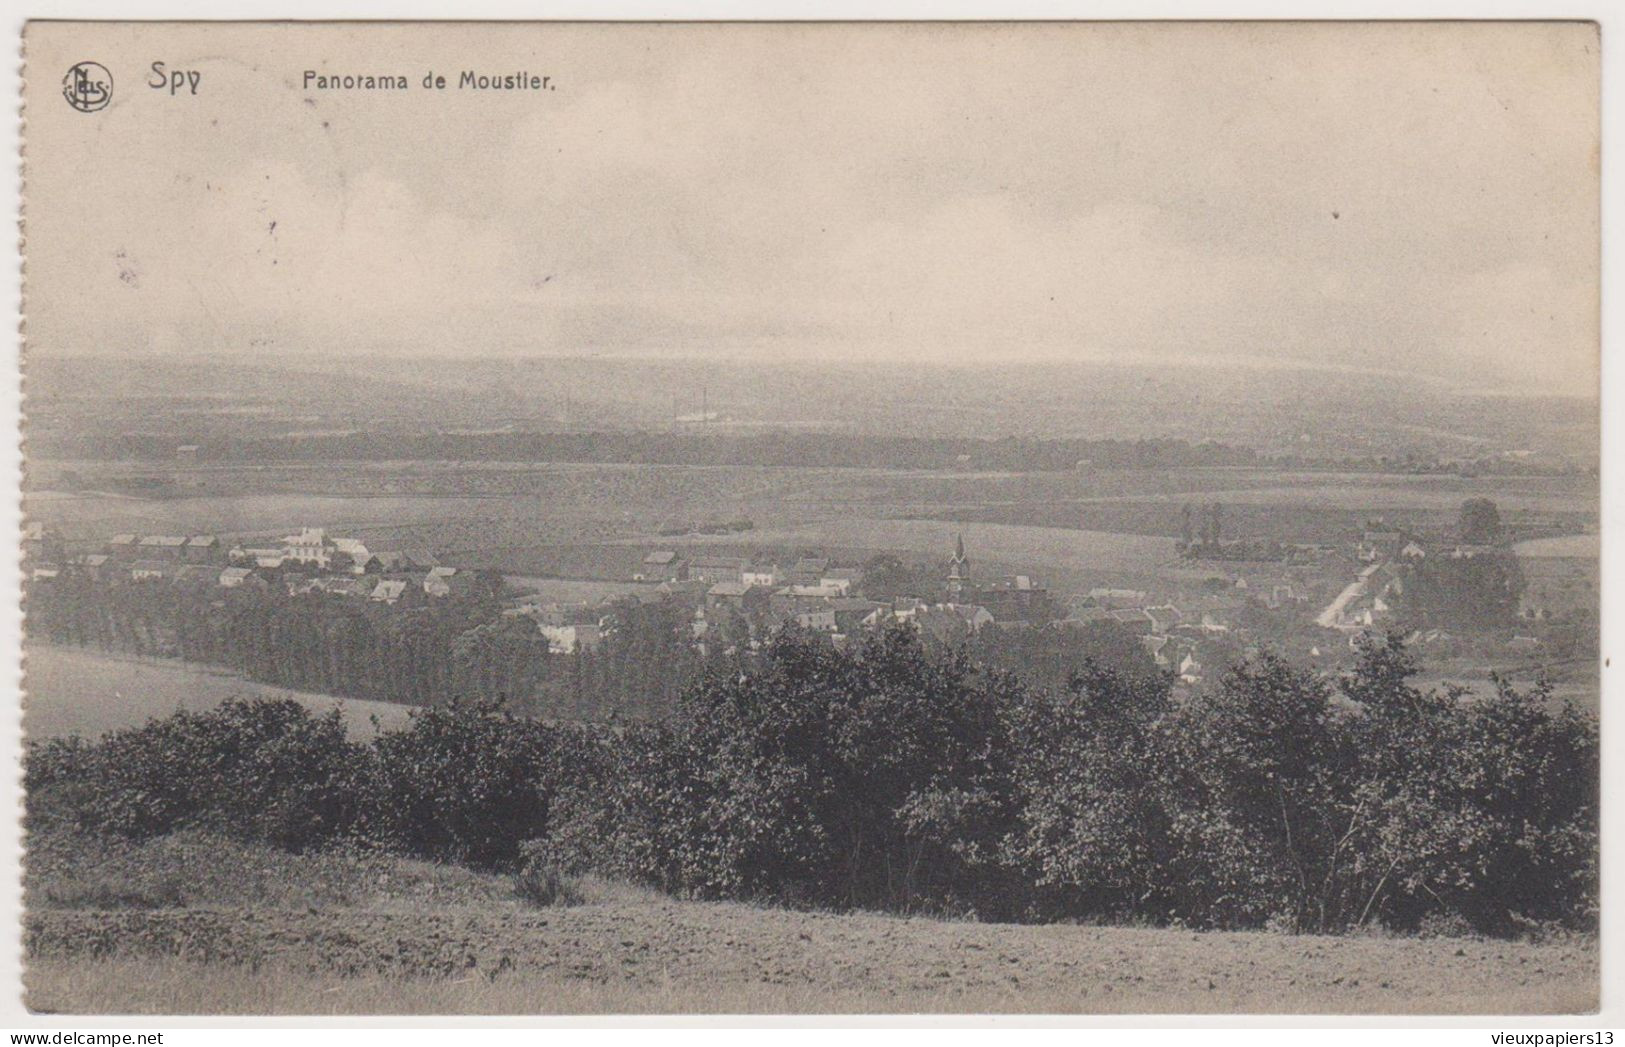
[62,61,112,112]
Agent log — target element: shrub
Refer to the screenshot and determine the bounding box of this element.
[365,699,563,870]
[543,721,696,893]
[1001,661,1177,921]
[512,841,583,907]
[25,698,367,852]
[546,626,1025,913]
[1169,651,1352,931]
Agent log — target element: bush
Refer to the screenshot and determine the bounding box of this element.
[512,841,583,907]
[673,626,1022,912]
[998,633,1597,935]
[1002,662,1177,921]
[363,699,563,870]
[543,721,696,894]
[25,699,367,852]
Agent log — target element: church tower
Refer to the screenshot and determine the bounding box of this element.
[947,533,969,597]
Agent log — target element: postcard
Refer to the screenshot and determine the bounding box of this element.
[17,20,1601,1016]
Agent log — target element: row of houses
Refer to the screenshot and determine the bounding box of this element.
[104,533,223,563]
[506,588,992,657]
[1053,582,1293,686]
[1357,526,1500,566]
[43,551,480,606]
[22,523,485,607]
[45,526,442,577]
[634,551,864,593]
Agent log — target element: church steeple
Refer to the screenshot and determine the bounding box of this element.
[948,533,969,594]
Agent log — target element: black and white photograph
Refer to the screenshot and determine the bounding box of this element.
[11,17,1606,1020]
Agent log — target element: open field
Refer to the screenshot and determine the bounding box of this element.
[26,940,1598,1016]
[1515,534,1601,558]
[503,577,661,604]
[27,904,1600,1017]
[1408,670,1600,715]
[23,643,413,740]
[23,834,1598,1016]
[22,463,1595,603]
[627,518,1176,580]
[26,461,1597,552]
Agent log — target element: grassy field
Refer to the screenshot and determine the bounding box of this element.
[26,461,1596,558]
[25,947,1598,1016]
[503,577,662,603]
[629,518,1176,587]
[23,643,414,740]
[23,832,1599,1016]
[22,461,1596,605]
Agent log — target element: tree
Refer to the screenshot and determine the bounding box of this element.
[1458,498,1504,545]
[859,554,932,600]
[1172,651,1350,930]
[451,616,550,710]
[966,620,1159,692]
[1004,662,1177,919]
[1334,635,1598,933]
[1399,550,1525,631]
[603,625,1021,912]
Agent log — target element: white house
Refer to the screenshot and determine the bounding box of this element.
[283,527,332,568]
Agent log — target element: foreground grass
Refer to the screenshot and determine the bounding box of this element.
[26,948,1599,1017]
[23,956,1113,1015]
[24,831,1599,1016]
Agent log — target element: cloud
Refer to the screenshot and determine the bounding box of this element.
[22,21,1598,394]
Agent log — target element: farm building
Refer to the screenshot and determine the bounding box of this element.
[184,535,222,563]
[139,535,189,560]
[689,556,748,585]
[635,550,689,582]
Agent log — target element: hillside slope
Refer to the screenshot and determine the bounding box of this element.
[25,834,1598,1016]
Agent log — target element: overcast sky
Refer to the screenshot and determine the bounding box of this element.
[25,21,1598,396]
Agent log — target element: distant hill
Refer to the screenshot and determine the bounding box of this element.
[25,354,1599,464]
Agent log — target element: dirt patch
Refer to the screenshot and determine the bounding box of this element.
[26,901,1598,1015]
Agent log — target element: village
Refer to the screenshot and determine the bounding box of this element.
[20,492,1597,702]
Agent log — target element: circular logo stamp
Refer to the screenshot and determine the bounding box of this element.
[62,61,113,113]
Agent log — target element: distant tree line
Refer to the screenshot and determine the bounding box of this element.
[26,574,552,709]
[25,574,1158,722]
[27,628,1597,938]
[38,429,1262,472]
[25,575,693,720]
